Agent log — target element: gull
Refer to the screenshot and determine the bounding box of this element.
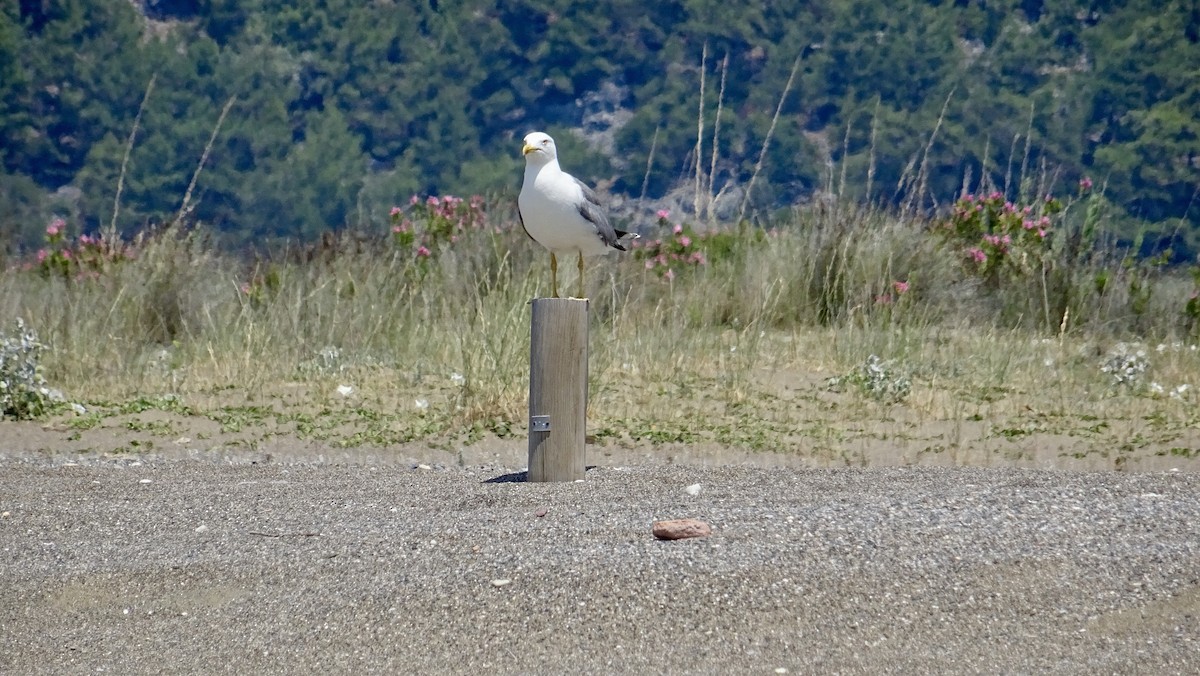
[518,131,637,298]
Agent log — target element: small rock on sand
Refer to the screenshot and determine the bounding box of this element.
[652,518,712,540]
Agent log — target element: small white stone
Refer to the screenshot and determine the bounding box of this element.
[336,385,354,397]
[195,524,209,533]
[139,479,152,484]
[684,483,702,496]
[491,579,512,588]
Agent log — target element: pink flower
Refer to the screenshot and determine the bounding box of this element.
[689,251,707,265]
[969,248,987,263]
[645,259,655,270]
[664,268,675,281]
[426,196,440,207]
[892,280,909,294]
[240,282,252,295]
[672,224,683,235]
[46,220,63,237]
[391,225,403,234]
[1037,229,1047,238]
[390,206,402,218]
[1079,176,1093,191]
[60,249,71,260]
[409,195,420,205]
[656,209,670,220]
[1023,220,1034,230]
[416,245,432,258]
[678,236,692,247]
[37,249,47,263]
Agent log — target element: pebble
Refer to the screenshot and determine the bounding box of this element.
[652,518,712,540]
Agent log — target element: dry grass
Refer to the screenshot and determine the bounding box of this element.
[1,201,1198,471]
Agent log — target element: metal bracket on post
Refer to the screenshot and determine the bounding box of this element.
[530,415,551,432]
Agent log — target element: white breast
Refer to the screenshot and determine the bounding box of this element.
[519,166,611,257]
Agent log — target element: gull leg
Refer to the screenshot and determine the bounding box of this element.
[577,252,586,299]
[550,252,559,298]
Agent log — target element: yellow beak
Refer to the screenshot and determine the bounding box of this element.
[522,143,536,156]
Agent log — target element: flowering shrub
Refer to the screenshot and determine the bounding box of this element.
[32,217,131,280]
[875,280,911,306]
[389,194,488,261]
[0,318,55,419]
[631,210,754,280]
[239,266,282,309]
[935,191,1063,282]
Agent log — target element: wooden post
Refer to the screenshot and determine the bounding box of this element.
[527,298,588,481]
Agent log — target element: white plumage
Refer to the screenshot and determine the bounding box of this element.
[518,131,636,298]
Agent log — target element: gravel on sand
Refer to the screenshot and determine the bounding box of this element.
[1,456,1198,674]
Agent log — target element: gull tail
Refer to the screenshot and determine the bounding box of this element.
[611,228,640,252]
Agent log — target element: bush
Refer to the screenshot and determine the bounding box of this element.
[826,354,913,404]
[0,318,54,420]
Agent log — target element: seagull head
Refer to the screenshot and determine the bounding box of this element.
[521,131,558,165]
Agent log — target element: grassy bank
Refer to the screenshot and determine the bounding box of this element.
[2,194,1198,469]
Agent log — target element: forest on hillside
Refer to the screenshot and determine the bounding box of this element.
[1,0,1197,254]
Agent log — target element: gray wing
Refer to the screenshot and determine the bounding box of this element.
[572,176,627,251]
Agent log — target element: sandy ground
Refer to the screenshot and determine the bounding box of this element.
[1,443,1198,674]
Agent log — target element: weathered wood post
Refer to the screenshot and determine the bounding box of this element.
[527,298,588,481]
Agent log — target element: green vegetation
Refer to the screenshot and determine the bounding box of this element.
[1,195,1198,470]
[0,318,54,419]
[1,1,1198,469]
[1,1,1196,256]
